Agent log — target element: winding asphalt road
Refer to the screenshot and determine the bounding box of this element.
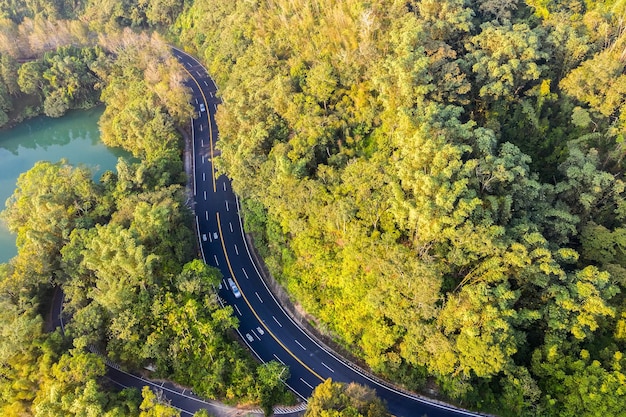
[172,48,486,417]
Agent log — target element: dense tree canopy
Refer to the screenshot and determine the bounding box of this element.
[173,0,626,415]
[1,0,626,416]
[305,379,390,417]
[0,9,290,416]
[0,0,190,128]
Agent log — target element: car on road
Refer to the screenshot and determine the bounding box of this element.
[227,278,242,298]
[213,232,218,240]
[202,234,207,241]
[256,327,264,335]
[245,333,254,342]
[199,103,206,112]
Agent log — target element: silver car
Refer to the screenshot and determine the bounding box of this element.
[227,277,242,298]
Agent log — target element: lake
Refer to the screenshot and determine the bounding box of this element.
[0,108,127,264]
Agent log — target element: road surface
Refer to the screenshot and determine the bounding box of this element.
[172,47,485,417]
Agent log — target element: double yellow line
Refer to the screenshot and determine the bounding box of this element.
[178,49,324,384]
[216,212,324,382]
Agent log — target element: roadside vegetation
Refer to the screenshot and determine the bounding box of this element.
[305,379,390,417]
[172,0,626,416]
[2,0,626,416]
[0,1,291,416]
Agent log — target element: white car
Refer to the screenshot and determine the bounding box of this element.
[202,234,207,241]
[227,278,242,298]
[256,327,264,336]
[213,232,218,240]
[245,333,254,342]
[199,103,206,112]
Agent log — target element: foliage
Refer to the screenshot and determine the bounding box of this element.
[139,387,180,417]
[305,379,390,417]
[0,12,288,416]
[2,0,626,415]
[10,44,103,118]
[173,0,626,415]
[0,284,145,417]
[96,30,193,162]
[0,0,185,27]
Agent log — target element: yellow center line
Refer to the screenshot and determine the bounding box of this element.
[216,212,324,382]
[181,65,217,193]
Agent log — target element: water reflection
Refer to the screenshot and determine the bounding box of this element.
[0,109,102,155]
[0,107,128,263]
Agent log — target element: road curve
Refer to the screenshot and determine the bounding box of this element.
[173,47,486,417]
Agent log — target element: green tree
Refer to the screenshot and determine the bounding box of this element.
[544,266,618,341]
[143,0,185,27]
[305,379,390,417]
[139,387,180,417]
[532,348,626,417]
[465,22,548,104]
[43,87,69,117]
[17,60,44,95]
[1,160,102,283]
[256,361,290,416]
[0,81,10,126]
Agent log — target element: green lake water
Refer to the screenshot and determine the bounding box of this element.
[0,107,127,264]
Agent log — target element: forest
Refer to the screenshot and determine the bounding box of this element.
[0,1,295,416]
[172,0,626,416]
[1,0,625,416]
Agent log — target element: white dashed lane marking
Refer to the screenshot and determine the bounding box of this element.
[300,378,314,389]
[322,362,335,373]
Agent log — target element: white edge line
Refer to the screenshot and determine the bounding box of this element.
[106,367,237,411]
[234,195,484,416]
[191,117,196,197]
[195,216,206,262]
[171,44,313,406]
[172,46,479,416]
[106,377,194,417]
[176,46,477,417]
[232,327,308,401]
